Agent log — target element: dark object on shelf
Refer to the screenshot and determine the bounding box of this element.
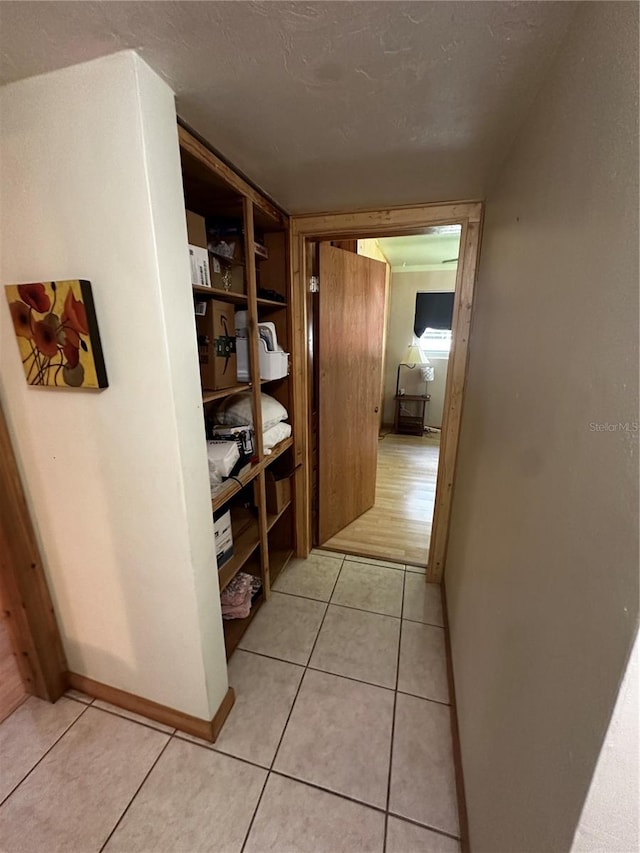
[258,288,286,304]
[207,224,245,263]
[250,575,262,600]
[394,394,430,435]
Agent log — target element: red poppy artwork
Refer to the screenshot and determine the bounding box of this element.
[4,280,108,389]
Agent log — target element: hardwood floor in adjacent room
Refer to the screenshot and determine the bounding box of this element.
[323,433,439,567]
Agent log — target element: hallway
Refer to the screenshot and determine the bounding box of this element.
[0,551,460,853]
[323,434,440,567]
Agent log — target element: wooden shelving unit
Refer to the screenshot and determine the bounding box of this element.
[223,593,264,660]
[268,547,294,587]
[179,123,298,658]
[193,285,248,304]
[202,383,251,404]
[266,500,292,533]
[256,296,287,310]
[264,436,294,466]
[218,518,261,591]
[210,462,260,514]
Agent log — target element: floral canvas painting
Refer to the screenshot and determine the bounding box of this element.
[5,280,108,389]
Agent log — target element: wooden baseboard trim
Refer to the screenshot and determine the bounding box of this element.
[67,673,235,743]
[211,683,236,740]
[441,582,470,853]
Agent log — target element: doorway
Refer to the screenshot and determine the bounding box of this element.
[319,229,461,567]
[289,202,483,583]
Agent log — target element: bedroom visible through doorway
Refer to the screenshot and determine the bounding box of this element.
[317,227,462,568]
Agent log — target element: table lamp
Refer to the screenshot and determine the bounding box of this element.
[396,344,430,396]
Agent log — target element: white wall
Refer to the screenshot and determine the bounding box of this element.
[382,270,456,426]
[0,52,228,720]
[571,632,639,853]
[445,3,639,851]
[357,239,387,266]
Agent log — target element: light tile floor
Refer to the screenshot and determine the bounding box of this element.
[0,551,461,852]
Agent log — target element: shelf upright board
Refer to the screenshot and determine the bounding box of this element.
[243,198,272,595]
[242,198,265,459]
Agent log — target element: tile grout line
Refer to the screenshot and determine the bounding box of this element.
[239,555,345,852]
[383,565,407,852]
[271,761,468,843]
[314,551,408,571]
[0,700,93,809]
[269,555,345,769]
[386,810,463,843]
[98,735,173,852]
[395,688,451,708]
[172,732,269,772]
[238,764,271,853]
[218,644,453,707]
[273,586,409,621]
[268,767,388,818]
[89,703,176,736]
[65,693,95,706]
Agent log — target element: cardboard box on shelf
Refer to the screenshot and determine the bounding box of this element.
[265,470,292,515]
[214,509,233,568]
[196,300,237,390]
[186,210,207,248]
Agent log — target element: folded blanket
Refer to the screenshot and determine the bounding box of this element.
[263,421,292,455]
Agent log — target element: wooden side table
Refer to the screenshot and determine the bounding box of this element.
[394,394,430,435]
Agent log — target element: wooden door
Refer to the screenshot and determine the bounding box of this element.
[318,243,387,543]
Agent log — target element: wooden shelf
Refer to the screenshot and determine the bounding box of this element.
[266,499,292,533]
[256,296,287,310]
[211,462,260,513]
[268,548,293,586]
[218,519,261,591]
[260,376,289,386]
[193,285,248,304]
[223,592,264,660]
[202,383,251,404]
[210,435,293,512]
[264,436,294,466]
[209,250,245,268]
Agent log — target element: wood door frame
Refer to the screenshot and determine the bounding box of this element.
[290,201,484,582]
[0,400,67,702]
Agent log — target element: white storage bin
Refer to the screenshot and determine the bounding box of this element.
[237,338,289,382]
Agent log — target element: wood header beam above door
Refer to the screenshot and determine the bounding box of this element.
[290,201,484,583]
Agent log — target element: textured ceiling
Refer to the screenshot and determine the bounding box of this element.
[377,230,461,271]
[0,1,578,213]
